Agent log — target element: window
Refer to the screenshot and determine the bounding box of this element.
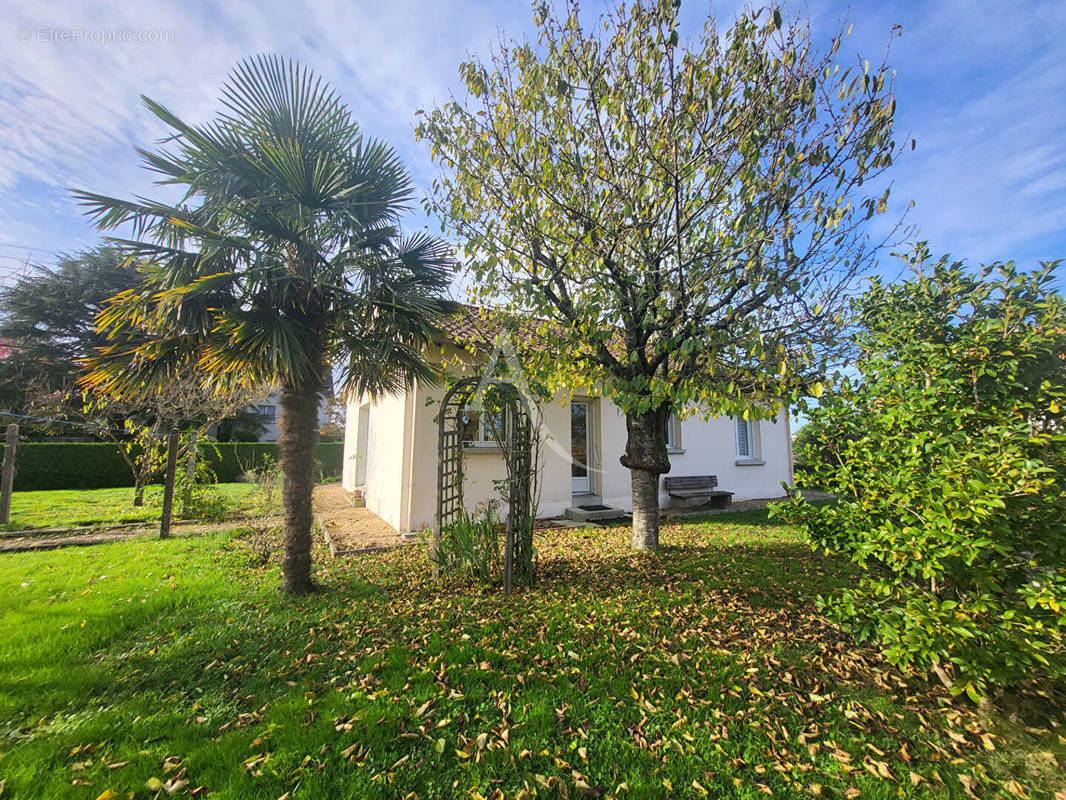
[460,408,506,446]
[256,404,277,422]
[735,417,754,459]
[665,414,682,450]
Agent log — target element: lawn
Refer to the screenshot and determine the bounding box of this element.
[1,483,260,531]
[0,511,1061,799]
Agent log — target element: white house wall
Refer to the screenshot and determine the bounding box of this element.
[596,402,794,509]
[342,390,408,531]
[401,384,573,533]
[362,384,793,534]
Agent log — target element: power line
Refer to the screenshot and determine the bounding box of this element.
[0,242,55,255]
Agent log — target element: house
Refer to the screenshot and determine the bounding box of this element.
[244,391,331,442]
[342,309,794,533]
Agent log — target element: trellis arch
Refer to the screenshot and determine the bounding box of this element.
[434,377,534,595]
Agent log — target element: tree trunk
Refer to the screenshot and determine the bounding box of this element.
[183,429,198,511]
[630,466,660,550]
[278,382,322,594]
[133,477,146,507]
[620,405,672,551]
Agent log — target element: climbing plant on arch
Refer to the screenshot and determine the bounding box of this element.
[434,377,537,595]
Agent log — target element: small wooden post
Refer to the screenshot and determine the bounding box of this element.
[0,423,18,525]
[503,517,514,597]
[159,428,179,539]
[183,429,198,508]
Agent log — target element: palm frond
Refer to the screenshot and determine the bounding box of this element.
[76,54,453,401]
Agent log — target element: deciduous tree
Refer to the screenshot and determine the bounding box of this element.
[418,1,902,549]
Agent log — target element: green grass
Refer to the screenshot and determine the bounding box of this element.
[0,512,1061,799]
[2,483,259,531]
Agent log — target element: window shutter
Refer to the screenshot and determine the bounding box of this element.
[736,418,752,458]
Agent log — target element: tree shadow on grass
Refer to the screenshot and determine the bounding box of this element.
[664,505,786,528]
[0,527,991,800]
[536,521,853,609]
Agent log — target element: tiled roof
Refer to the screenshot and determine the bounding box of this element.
[436,305,559,352]
[435,304,629,363]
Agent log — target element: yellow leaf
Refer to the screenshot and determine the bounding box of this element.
[95,791,119,800]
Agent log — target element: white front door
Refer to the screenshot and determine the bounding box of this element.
[571,401,591,494]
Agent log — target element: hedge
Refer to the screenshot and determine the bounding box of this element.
[0,441,343,491]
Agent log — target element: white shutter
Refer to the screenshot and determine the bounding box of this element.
[736,418,752,458]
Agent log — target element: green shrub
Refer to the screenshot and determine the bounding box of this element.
[0,441,343,490]
[428,505,501,584]
[791,416,861,479]
[772,248,1066,700]
[145,482,229,522]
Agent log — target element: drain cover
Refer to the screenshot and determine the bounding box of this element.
[578,504,611,511]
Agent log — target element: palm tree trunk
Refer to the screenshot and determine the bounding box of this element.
[278,383,321,594]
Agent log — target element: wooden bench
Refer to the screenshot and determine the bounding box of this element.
[663,475,734,509]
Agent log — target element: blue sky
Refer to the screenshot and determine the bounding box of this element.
[1,0,1064,285]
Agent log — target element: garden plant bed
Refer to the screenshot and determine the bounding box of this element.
[0,507,1061,799]
[0,517,279,553]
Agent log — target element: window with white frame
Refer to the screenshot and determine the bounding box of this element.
[256,404,277,422]
[735,417,755,459]
[665,413,682,450]
[460,408,506,446]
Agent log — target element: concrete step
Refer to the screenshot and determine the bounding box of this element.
[564,504,629,523]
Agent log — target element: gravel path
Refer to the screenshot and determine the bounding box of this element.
[313,484,408,553]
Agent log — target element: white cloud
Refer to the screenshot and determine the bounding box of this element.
[0,0,1064,272]
[808,0,1066,265]
[0,0,530,254]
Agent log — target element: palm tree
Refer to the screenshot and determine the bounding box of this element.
[73,55,454,593]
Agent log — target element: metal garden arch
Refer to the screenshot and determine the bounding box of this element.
[434,377,534,595]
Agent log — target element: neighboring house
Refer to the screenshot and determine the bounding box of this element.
[251,395,282,441]
[247,391,330,442]
[342,308,794,533]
